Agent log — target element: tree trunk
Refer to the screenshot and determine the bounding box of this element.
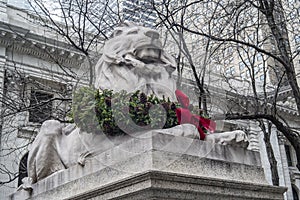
[226,113,300,171]
[257,1,300,171]
[259,120,280,186]
[261,0,300,114]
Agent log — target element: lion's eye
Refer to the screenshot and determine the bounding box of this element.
[114,30,122,37]
[128,30,138,35]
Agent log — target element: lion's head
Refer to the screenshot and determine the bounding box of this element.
[94,22,177,100]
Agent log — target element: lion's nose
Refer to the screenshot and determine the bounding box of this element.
[145,30,160,39]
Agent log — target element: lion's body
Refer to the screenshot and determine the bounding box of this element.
[27,23,179,183]
[27,121,133,183]
[26,23,249,185]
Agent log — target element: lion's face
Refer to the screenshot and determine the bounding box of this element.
[95,22,176,100]
[108,23,163,62]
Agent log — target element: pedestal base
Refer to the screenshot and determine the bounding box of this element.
[10,131,286,200]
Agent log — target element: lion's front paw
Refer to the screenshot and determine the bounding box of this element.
[205,130,249,148]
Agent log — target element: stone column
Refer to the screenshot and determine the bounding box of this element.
[0,46,8,199]
[0,47,6,150]
[248,122,260,151]
[253,122,292,200]
[293,172,300,198]
[278,133,293,200]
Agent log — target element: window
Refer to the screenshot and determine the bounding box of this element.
[259,74,265,81]
[287,0,296,5]
[225,47,233,56]
[295,35,300,44]
[254,66,259,74]
[25,77,70,125]
[292,186,299,200]
[246,70,250,78]
[239,62,245,71]
[224,57,233,65]
[29,90,54,123]
[285,145,293,167]
[214,65,222,72]
[213,55,220,62]
[241,72,246,79]
[225,68,231,75]
[257,53,263,61]
[271,44,276,51]
[231,66,235,74]
[258,63,264,71]
[245,59,250,66]
[225,66,235,76]
[248,34,254,42]
[18,152,28,187]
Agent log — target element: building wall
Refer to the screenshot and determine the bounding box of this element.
[0,1,299,200]
[120,0,157,27]
[166,2,300,199]
[0,2,87,199]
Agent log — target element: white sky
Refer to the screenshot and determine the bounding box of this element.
[7,0,30,9]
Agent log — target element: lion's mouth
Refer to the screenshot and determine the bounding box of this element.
[135,48,162,63]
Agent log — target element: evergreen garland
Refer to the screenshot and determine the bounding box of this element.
[72,87,179,136]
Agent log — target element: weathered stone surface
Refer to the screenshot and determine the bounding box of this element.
[26,23,252,185]
[205,130,249,148]
[94,21,177,100]
[10,132,285,200]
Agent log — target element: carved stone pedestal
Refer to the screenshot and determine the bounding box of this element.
[10,131,286,200]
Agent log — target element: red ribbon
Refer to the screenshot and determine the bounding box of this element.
[175,89,216,140]
[175,90,190,108]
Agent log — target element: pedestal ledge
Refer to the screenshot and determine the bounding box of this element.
[69,171,286,200]
[10,131,286,200]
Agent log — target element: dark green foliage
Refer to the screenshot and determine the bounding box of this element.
[72,87,179,136]
[72,87,100,134]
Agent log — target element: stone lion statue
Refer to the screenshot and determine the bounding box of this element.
[25,22,249,185]
[94,22,177,100]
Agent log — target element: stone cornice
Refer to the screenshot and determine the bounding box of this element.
[0,21,87,67]
[179,70,299,119]
[289,167,300,182]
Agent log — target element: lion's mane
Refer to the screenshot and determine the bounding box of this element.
[94,22,177,100]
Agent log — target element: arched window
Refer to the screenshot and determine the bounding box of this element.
[18,152,28,187]
[293,185,299,200]
[285,145,293,166]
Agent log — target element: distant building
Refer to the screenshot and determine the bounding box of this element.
[164,1,300,199]
[119,0,157,27]
[59,0,157,35]
[0,1,299,200]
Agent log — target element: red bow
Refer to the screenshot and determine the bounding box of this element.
[175,89,216,140]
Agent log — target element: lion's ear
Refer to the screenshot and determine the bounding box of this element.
[111,30,123,38]
[120,21,136,28]
[110,21,135,38]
